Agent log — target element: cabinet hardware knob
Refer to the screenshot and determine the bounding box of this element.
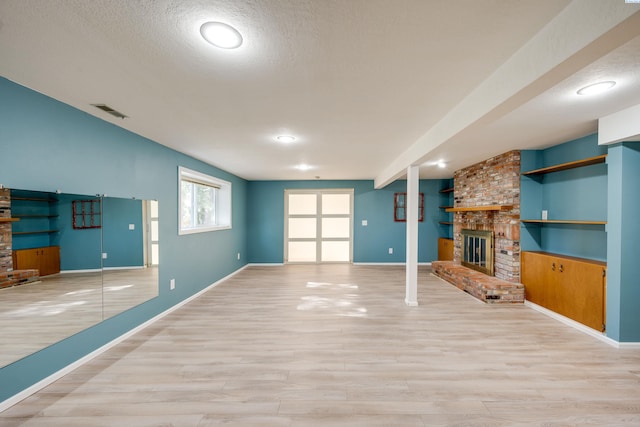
[559,264,564,273]
[551,262,556,271]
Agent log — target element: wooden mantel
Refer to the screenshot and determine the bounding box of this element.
[0,218,20,223]
[446,205,513,213]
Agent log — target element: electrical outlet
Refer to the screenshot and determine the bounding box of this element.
[237,252,240,260]
[388,248,393,254]
[170,279,175,290]
[102,252,108,259]
[129,223,135,230]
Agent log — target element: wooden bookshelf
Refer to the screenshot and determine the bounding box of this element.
[522,154,607,176]
[521,219,606,225]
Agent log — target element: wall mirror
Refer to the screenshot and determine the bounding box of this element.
[0,189,159,368]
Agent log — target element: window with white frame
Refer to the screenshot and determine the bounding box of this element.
[178,166,231,234]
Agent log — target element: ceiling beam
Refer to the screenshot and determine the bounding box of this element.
[374,0,640,188]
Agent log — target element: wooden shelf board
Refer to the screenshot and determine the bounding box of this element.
[439,221,453,225]
[446,205,513,213]
[521,219,607,225]
[12,229,59,235]
[522,154,607,176]
[439,188,454,193]
[0,217,20,222]
[12,214,58,218]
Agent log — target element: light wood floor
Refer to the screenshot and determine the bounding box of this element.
[1,264,639,426]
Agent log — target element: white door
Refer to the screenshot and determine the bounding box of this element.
[285,189,353,263]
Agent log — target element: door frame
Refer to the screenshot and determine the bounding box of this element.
[284,188,354,264]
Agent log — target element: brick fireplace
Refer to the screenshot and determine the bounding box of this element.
[452,150,521,282]
[432,151,523,303]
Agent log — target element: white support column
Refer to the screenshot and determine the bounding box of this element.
[405,164,419,306]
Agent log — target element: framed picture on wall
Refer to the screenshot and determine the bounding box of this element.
[394,192,424,222]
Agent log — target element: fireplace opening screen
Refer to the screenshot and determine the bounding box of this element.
[461,229,494,276]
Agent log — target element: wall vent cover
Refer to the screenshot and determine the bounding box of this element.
[91,104,128,119]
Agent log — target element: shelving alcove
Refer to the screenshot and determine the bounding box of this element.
[437,184,454,261]
[10,189,61,276]
[519,153,608,332]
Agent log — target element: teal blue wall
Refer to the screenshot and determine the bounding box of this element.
[247,179,447,264]
[57,193,102,270]
[0,77,247,402]
[520,134,607,260]
[606,143,640,342]
[102,197,144,268]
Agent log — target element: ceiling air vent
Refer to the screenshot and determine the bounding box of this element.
[91,104,128,119]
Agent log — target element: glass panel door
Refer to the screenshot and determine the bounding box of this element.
[285,189,353,263]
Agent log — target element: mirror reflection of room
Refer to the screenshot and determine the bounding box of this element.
[0,188,158,368]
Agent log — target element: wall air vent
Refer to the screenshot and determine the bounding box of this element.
[91,104,128,119]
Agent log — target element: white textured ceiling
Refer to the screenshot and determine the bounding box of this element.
[0,0,639,183]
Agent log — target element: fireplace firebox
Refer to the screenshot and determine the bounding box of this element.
[461,229,494,276]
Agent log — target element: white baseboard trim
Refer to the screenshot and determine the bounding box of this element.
[102,266,145,271]
[0,264,250,413]
[353,262,433,266]
[247,263,284,266]
[247,262,434,267]
[524,300,640,348]
[60,269,102,274]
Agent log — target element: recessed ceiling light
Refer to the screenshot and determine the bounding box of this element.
[200,22,243,49]
[577,81,616,96]
[437,161,446,169]
[296,164,311,171]
[276,135,296,143]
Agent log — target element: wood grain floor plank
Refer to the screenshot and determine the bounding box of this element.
[1,264,639,426]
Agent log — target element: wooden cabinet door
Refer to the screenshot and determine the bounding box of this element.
[12,246,60,276]
[40,246,60,276]
[13,248,40,271]
[556,258,605,332]
[521,252,556,310]
[438,238,454,261]
[522,251,606,332]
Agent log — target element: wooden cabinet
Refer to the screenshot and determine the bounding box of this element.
[522,251,605,332]
[437,238,454,261]
[12,246,60,276]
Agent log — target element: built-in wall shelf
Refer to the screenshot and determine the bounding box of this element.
[12,229,59,235]
[12,214,59,219]
[446,205,513,213]
[0,218,20,223]
[521,219,606,225]
[438,181,455,241]
[522,154,607,176]
[11,196,58,202]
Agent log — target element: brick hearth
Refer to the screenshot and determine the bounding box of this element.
[0,269,40,289]
[432,261,524,304]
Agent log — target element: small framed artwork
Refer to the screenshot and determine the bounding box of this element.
[394,192,424,222]
[72,199,102,229]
